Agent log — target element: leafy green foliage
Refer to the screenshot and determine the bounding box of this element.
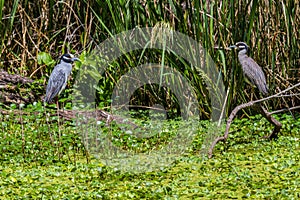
[37,52,55,66]
[0,108,299,198]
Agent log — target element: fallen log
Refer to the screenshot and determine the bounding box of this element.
[0,70,43,104]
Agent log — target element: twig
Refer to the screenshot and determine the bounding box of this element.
[218,87,229,127]
[269,105,300,115]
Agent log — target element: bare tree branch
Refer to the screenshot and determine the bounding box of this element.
[208,82,300,158]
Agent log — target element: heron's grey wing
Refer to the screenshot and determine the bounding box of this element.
[44,68,66,103]
[241,57,268,95]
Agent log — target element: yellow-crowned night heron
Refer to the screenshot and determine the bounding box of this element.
[229,42,268,95]
[44,53,80,104]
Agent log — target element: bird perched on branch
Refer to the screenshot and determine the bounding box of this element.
[44,53,80,104]
[228,42,268,96]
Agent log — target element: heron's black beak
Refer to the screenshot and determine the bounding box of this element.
[227,45,237,50]
[71,57,81,62]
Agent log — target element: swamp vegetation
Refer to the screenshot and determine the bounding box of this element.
[0,0,299,198]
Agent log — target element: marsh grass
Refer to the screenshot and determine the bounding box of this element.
[0,0,299,117]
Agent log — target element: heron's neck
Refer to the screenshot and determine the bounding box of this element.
[238,48,248,57]
[238,48,248,56]
[237,49,249,64]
